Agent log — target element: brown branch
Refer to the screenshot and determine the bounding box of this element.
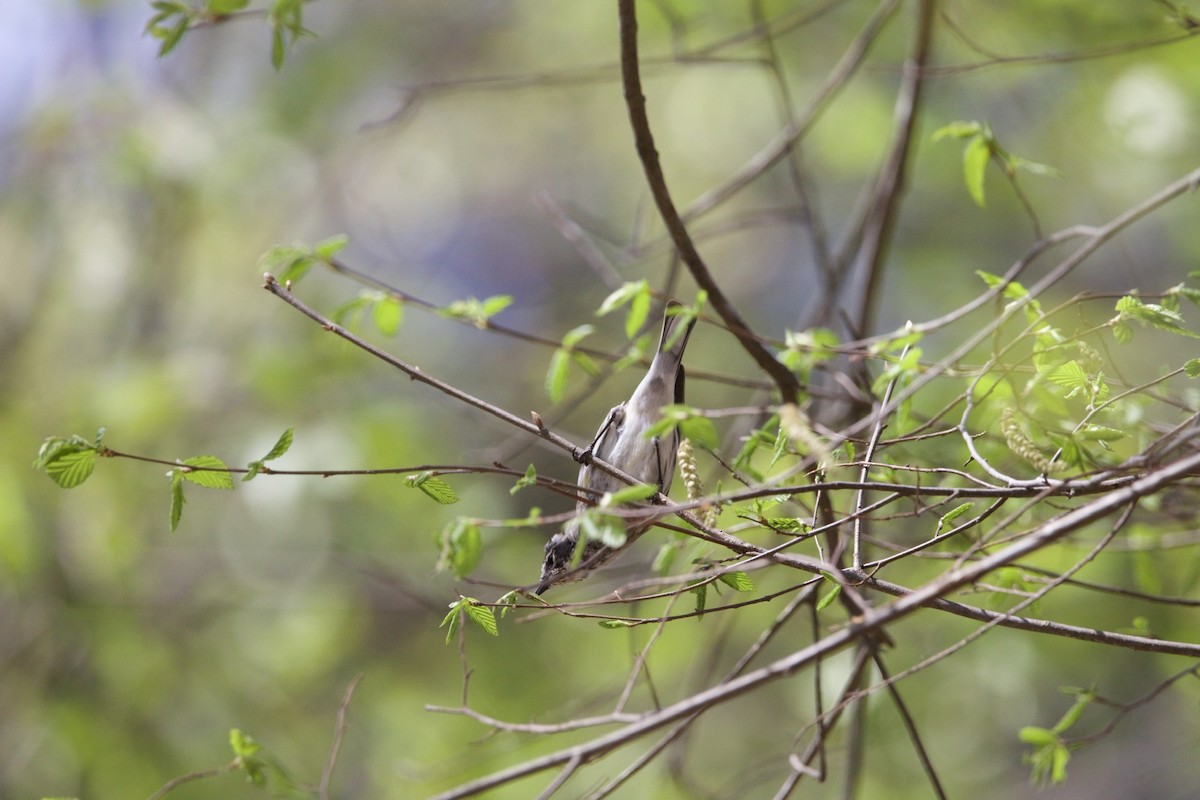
[617,0,801,404]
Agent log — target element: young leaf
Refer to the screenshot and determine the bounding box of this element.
[313,234,349,260]
[544,348,571,403]
[39,443,97,489]
[679,416,720,451]
[438,519,482,578]
[440,599,464,644]
[407,472,459,504]
[510,464,538,495]
[170,472,186,531]
[372,295,403,336]
[464,601,499,637]
[626,286,651,340]
[717,571,756,593]
[597,280,649,317]
[261,427,294,462]
[963,134,991,207]
[605,483,659,504]
[599,619,637,629]
[180,456,235,490]
[934,502,975,535]
[1186,358,1200,378]
[816,574,842,611]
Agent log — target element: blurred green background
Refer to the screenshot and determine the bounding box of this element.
[3,1,1200,798]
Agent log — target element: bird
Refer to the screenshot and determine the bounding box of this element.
[535,300,696,594]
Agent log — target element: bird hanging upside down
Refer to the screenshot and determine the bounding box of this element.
[536,300,696,594]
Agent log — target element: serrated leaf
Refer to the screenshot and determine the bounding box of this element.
[717,571,755,593]
[170,472,185,531]
[43,449,96,489]
[180,456,234,489]
[510,463,537,495]
[692,584,707,617]
[440,600,464,644]
[464,602,499,637]
[261,427,294,462]
[407,473,459,504]
[963,134,990,207]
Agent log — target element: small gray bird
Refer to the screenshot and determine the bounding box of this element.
[536,300,696,594]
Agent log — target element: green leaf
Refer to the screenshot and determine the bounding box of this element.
[963,134,991,207]
[170,472,185,531]
[935,502,975,535]
[580,514,626,549]
[180,456,235,489]
[1018,726,1057,747]
[464,601,499,637]
[440,599,464,644]
[438,519,482,578]
[626,287,651,340]
[208,0,250,13]
[261,427,294,462]
[816,574,841,611]
[271,24,286,69]
[314,234,349,260]
[691,584,707,618]
[717,571,756,593]
[439,295,512,328]
[407,472,459,505]
[597,280,648,317]
[326,296,367,329]
[229,728,261,758]
[1185,358,1200,378]
[679,416,720,451]
[599,619,637,628]
[561,323,595,349]
[36,438,98,489]
[510,463,538,495]
[1079,425,1126,442]
[1113,294,1200,338]
[545,348,571,403]
[652,543,678,575]
[932,120,982,141]
[372,295,403,336]
[605,483,659,504]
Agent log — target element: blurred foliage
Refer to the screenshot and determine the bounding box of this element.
[4,1,1200,799]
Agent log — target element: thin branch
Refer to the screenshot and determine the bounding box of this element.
[617,0,801,404]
